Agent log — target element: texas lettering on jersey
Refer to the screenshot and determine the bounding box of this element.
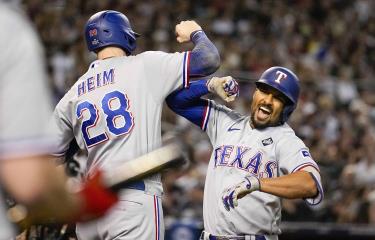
[213,145,277,178]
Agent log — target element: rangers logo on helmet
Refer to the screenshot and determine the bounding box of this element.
[89,29,98,37]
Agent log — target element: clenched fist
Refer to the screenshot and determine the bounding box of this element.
[207,76,239,102]
[175,20,202,43]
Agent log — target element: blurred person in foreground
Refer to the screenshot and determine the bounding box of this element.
[166,68,323,240]
[0,2,118,238]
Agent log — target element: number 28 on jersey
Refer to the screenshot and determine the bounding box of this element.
[76,90,134,148]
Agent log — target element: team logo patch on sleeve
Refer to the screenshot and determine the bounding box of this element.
[262,138,273,146]
[301,150,311,157]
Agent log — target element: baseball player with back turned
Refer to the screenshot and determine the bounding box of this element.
[166,67,324,240]
[49,10,220,240]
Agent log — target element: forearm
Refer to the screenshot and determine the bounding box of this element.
[259,171,318,199]
[166,76,239,128]
[27,165,82,221]
[190,30,220,77]
[166,79,210,128]
[223,169,321,210]
[167,79,209,108]
[2,157,83,225]
[6,158,118,226]
[0,156,68,204]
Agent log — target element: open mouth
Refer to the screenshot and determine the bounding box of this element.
[257,105,272,120]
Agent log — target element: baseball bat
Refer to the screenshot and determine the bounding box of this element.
[103,142,186,191]
[7,141,187,229]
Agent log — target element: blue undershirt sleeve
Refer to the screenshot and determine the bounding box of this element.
[166,79,211,128]
[189,30,220,77]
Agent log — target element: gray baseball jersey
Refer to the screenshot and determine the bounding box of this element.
[50,51,190,240]
[0,2,53,239]
[51,51,190,189]
[201,102,323,237]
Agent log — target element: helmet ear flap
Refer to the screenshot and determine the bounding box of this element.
[281,105,294,123]
[122,32,136,54]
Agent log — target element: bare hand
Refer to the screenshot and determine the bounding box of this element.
[175,20,202,43]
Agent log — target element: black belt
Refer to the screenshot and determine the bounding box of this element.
[125,180,145,190]
[200,231,266,240]
[110,180,145,191]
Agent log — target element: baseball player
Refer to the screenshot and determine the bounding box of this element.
[49,10,220,240]
[166,67,324,240]
[0,2,119,238]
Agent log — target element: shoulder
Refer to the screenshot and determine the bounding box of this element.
[277,123,296,135]
[137,51,186,59]
[210,100,245,122]
[55,77,83,110]
[55,89,75,110]
[271,124,307,149]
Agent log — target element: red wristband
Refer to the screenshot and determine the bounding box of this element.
[75,171,118,222]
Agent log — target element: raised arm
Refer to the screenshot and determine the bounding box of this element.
[189,30,220,77]
[166,76,239,127]
[166,79,210,127]
[175,21,220,77]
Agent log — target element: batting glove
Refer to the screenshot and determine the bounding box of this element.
[207,76,239,102]
[222,175,260,211]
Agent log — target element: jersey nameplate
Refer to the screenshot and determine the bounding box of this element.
[78,68,115,97]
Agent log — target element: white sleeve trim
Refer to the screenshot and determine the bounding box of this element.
[298,166,324,205]
[201,100,212,131]
[182,51,191,88]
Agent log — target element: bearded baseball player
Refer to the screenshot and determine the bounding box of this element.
[166,67,324,240]
[49,10,220,240]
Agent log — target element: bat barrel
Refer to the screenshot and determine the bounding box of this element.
[103,142,186,191]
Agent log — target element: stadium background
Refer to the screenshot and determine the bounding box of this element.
[16,0,375,239]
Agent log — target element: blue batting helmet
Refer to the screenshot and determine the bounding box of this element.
[85,10,140,54]
[255,66,300,123]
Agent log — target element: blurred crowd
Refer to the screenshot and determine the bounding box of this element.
[21,0,375,234]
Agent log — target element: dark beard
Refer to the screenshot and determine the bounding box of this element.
[250,113,282,129]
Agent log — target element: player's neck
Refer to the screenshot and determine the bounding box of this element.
[97,47,127,60]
